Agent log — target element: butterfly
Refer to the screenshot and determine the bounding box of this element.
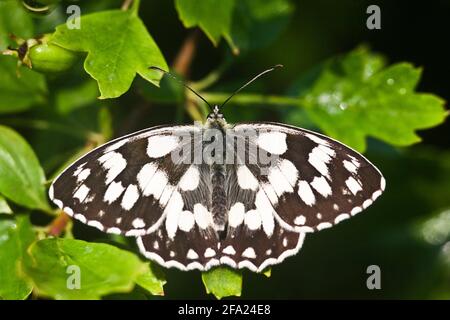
[49,65,385,272]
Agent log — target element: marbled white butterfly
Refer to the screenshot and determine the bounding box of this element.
[49,66,385,272]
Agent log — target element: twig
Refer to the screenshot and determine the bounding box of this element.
[48,212,70,237]
[172,30,200,76]
[121,0,134,10]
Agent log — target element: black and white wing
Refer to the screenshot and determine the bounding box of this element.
[229,122,385,234]
[49,125,197,236]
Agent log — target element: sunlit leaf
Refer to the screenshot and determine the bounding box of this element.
[175,0,236,49]
[0,195,12,214]
[289,47,447,151]
[202,267,242,299]
[51,8,168,99]
[23,238,164,299]
[0,215,35,300]
[0,125,50,211]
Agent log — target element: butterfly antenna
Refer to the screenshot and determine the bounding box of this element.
[220,64,284,109]
[149,66,212,110]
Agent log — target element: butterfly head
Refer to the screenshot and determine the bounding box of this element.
[206,105,226,126]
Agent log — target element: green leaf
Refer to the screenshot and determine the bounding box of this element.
[23,238,164,299]
[202,267,242,299]
[293,47,447,151]
[50,8,167,99]
[0,195,12,214]
[175,0,236,49]
[0,0,34,50]
[0,216,35,300]
[0,125,50,211]
[0,58,47,114]
[135,263,166,296]
[230,0,293,52]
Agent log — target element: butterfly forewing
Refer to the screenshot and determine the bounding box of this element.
[233,123,385,233]
[50,125,196,236]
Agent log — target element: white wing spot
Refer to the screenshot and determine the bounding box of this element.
[132,218,146,229]
[257,131,287,155]
[228,202,245,228]
[107,227,121,234]
[104,139,128,153]
[351,206,362,216]
[179,166,200,191]
[308,146,332,178]
[363,199,373,209]
[242,247,256,259]
[76,168,91,183]
[223,245,236,255]
[116,217,122,224]
[294,215,306,225]
[372,190,382,200]
[104,181,125,204]
[268,166,293,196]
[178,210,195,232]
[193,203,212,229]
[87,220,104,230]
[244,209,261,230]
[310,176,332,197]
[137,163,158,191]
[317,222,332,230]
[345,177,362,195]
[255,190,275,236]
[98,152,127,185]
[187,249,199,260]
[317,213,323,219]
[298,180,316,206]
[153,241,159,250]
[170,251,175,257]
[204,248,216,258]
[164,191,184,239]
[335,213,350,224]
[237,165,259,190]
[343,160,358,174]
[73,184,90,202]
[147,135,179,158]
[304,133,330,146]
[142,170,168,199]
[282,237,288,247]
[121,184,139,211]
[74,214,86,223]
[279,159,299,186]
[381,177,386,191]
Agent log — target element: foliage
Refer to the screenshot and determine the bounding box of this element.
[0,0,448,300]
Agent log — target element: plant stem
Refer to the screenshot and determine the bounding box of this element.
[201,92,304,108]
[48,211,70,237]
[173,30,200,76]
[121,0,134,10]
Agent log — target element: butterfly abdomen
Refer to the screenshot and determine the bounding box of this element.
[211,163,227,236]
